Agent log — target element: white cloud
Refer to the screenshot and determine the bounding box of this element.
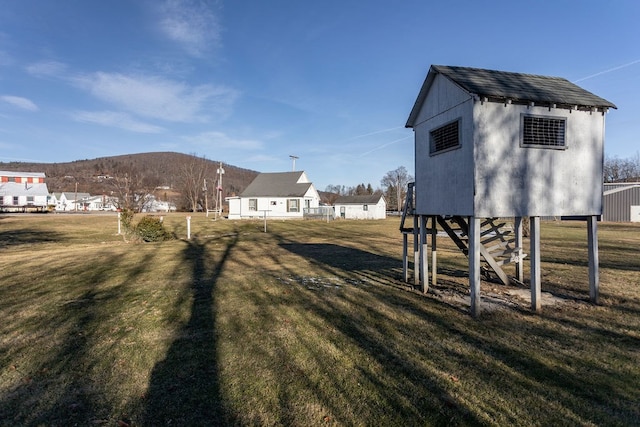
[72,110,165,133]
[74,72,238,123]
[26,60,68,78]
[185,131,264,150]
[158,0,222,56]
[1,95,38,111]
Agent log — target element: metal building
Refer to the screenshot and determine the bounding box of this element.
[603,183,640,222]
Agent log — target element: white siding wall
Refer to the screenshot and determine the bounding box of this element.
[336,200,386,219]
[414,74,475,216]
[413,75,605,217]
[473,102,604,217]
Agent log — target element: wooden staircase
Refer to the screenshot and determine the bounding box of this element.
[436,216,525,285]
[400,183,525,286]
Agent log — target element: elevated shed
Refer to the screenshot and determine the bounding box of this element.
[404,65,616,316]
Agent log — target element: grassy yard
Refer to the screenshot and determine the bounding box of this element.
[0,213,638,426]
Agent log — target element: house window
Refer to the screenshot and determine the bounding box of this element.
[13,196,19,205]
[430,119,460,154]
[363,204,368,211]
[27,196,34,205]
[521,114,566,148]
[248,198,257,211]
[287,199,299,212]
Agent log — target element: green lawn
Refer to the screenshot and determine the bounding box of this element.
[1,213,638,426]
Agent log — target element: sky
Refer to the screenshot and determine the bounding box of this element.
[0,0,639,191]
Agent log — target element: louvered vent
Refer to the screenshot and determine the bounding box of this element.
[522,115,566,148]
[430,120,460,154]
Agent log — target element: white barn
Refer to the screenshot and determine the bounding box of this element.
[334,194,386,220]
[404,65,616,316]
[226,171,320,219]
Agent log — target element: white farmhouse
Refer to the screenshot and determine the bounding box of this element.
[0,171,50,212]
[227,171,320,219]
[334,194,386,220]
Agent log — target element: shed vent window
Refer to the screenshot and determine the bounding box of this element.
[522,115,566,148]
[430,120,460,154]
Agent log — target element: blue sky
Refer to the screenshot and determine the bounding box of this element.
[0,0,638,190]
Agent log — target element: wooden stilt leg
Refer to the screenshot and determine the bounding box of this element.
[420,215,429,293]
[530,216,541,312]
[431,216,437,286]
[587,215,599,304]
[469,217,481,317]
[514,216,524,283]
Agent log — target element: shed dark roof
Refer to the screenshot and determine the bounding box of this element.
[406,65,617,127]
[334,194,385,204]
[240,171,313,197]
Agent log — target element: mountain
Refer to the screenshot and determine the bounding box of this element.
[0,152,259,209]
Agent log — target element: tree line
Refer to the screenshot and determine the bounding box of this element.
[604,153,640,183]
[325,166,413,212]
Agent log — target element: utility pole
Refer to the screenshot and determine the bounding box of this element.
[289,155,299,171]
[216,162,224,219]
[203,178,208,217]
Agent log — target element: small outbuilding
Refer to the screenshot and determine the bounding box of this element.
[226,171,320,219]
[334,194,386,220]
[404,65,616,316]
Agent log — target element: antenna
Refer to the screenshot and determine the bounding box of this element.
[289,155,299,171]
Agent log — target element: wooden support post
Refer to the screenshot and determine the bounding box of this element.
[514,216,524,283]
[530,216,541,312]
[413,215,419,287]
[587,215,600,304]
[402,232,409,282]
[469,217,481,317]
[420,215,429,293]
[431,216,437,286]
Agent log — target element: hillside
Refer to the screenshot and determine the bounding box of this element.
[0,152,259,209]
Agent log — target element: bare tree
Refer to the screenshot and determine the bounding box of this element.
[381,166,413,212]
[604,153,640,183]
[178,154,212,212]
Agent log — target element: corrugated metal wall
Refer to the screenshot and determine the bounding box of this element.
[603,183,640,222]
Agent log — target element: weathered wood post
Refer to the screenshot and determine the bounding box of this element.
[469,217,481,317]
[530,216,541,312]
[431,216,437,286]
[587,215,599,304]
[413,215,419,287]
[514,216,524,283]
[420,215,429,293]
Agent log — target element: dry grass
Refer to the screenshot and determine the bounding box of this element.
[0,213,638,426]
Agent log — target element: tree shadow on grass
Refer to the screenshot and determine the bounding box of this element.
[0,228,62,248]
[141,234,237,425]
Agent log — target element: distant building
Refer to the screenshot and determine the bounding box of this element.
[0,171,50,212]
[226,171,320,219]
[603,182,640,222]
[334,194,386,219]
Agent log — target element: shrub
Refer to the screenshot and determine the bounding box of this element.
[135,216,174,242]
[120,209,135,232]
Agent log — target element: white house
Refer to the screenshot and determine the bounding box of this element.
[0,171,51,212]
[334,194,386,219]
[227,171,320,219]
[52,192,91,211]
[404,65,616,316]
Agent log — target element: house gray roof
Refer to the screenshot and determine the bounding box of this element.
[240,171,313,197]
[334,194,385,205]
[407,65,617,128]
